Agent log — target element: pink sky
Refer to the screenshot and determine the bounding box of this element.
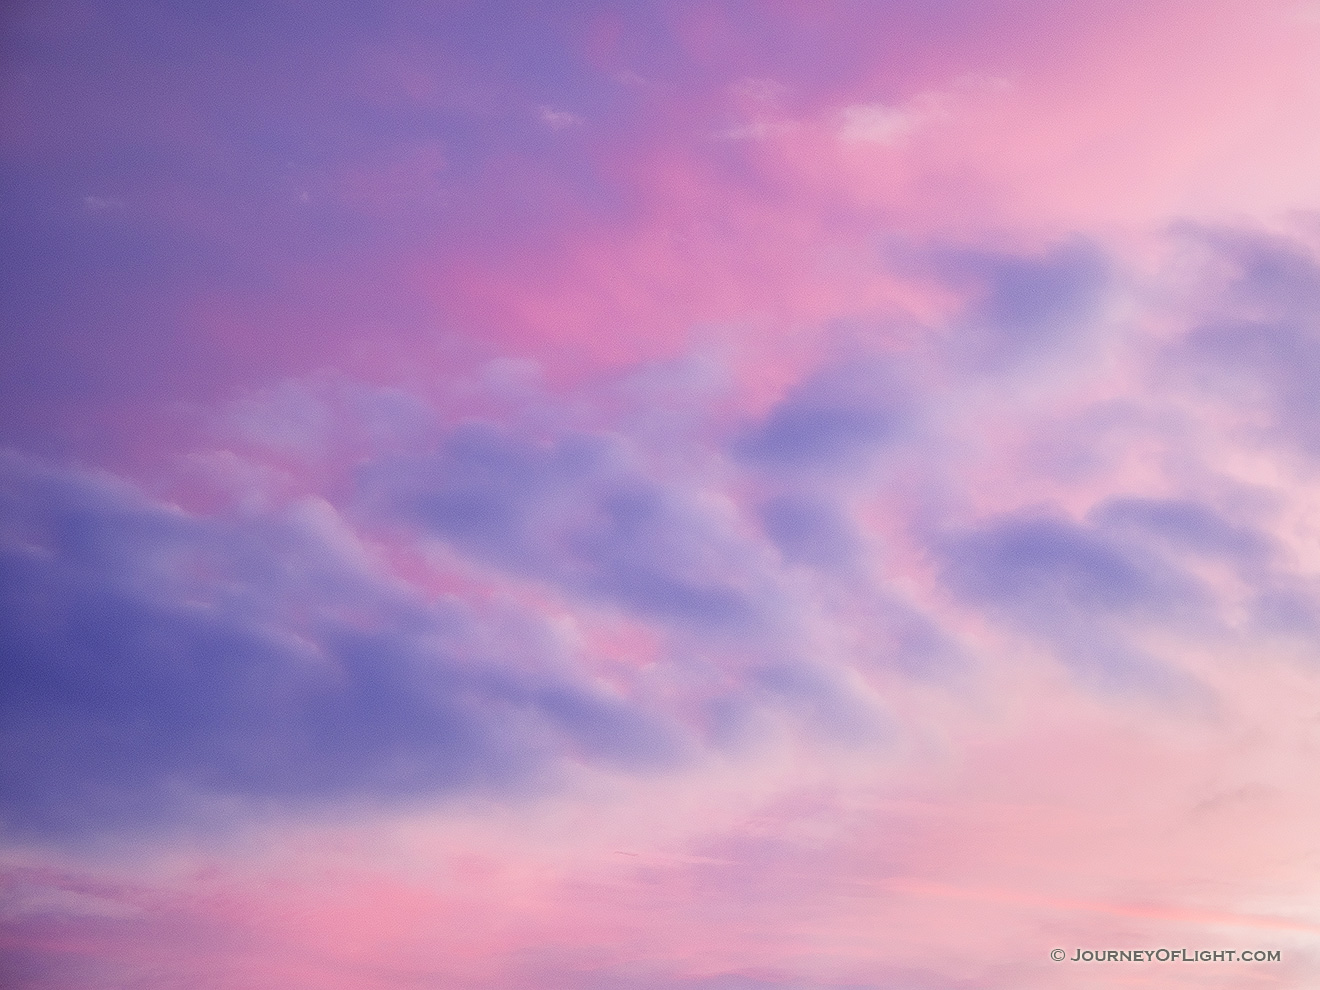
[3,1,1320,987]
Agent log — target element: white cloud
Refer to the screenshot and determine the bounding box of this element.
[539,106,582,130]
[835,103,920,145]
[718,119,798,142]
[834,75,1010,146]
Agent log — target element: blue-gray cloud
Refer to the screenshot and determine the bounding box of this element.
[1086,495,1270,565]
[732,357,914,471]
[1175,227,1320,456]
[896,238,1112,371]
[757,494,861,570]
[0,454,683,841]
[372,421,766,631]
[935,508,1217,692]
[940,514,1206,622]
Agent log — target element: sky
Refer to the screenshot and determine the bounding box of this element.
[3,0,1320,987]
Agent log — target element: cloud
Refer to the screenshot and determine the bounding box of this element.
[223,373,437,462]
[935,510,1217,692]
[836,75,1010,146]
[922,239,1113,371]
[1173,227,1320,456]
[547,969,941,990]
[14,221,1320,850]
[373,421,770,632]
[835,102,920,144]
[940,514,1201,621]
[757,494,861,570]
[0,453,684,841]
[1,881,141,920]
[81,195,125,212]
[718,119,799,141]
[539,106,582,130]
[1087,495,1271,565]
[732,356,917,472]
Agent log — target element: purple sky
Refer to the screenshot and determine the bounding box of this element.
[4,1,1320,987]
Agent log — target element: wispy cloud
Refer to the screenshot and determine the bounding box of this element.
[540,105,582,130]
